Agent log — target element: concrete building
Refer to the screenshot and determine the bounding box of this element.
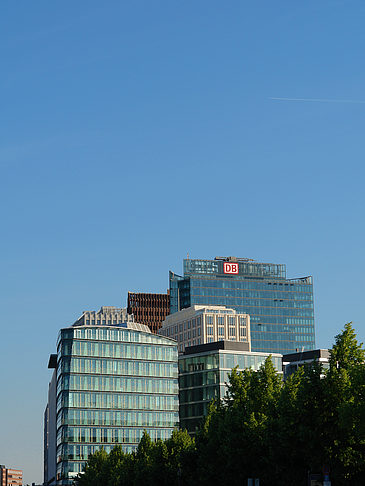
[178,341,282,433]
[44,313,179,485]
[158,305,250,354]
[0,466,22,486]
[170,256,315,355]
[127,291,170,333]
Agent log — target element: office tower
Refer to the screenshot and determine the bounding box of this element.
[158,305,250,354]
[44,315,179,486]
[0,466,22,486]
[127,291,170,333]
[170,256,315,355]
[179,341,282,433]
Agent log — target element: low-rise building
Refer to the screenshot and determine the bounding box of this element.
[178,341,282,433]
[282,349,330,379]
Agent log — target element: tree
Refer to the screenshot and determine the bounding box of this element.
[326,323,365,485]
[75,448,109,486]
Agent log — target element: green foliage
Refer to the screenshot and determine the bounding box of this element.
[76,323,365,486]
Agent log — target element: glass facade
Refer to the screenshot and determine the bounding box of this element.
[55,325,179,485]
[170,257,315,354]
[179,349,282,433]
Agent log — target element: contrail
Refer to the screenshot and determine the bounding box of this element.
[269,97,365,104]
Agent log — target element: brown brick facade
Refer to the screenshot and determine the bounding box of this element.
[127,291,170,333]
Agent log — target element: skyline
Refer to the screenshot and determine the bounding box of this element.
[1,1,365,484]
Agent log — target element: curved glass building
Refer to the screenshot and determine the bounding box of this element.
[45,319,179,485]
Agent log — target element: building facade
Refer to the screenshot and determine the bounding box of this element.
[45,319,179,485]
[158,305,250,354]
[127,291,170,333]
[0,466,22,486]
[282,349,330,379]
[178,341,282,433]
[170,256,315,355]
[44,354,58,485]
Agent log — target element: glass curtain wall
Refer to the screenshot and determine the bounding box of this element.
[55,326,179,485]
[170,259,315,354]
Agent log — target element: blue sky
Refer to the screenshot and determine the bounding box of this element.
[1,1,365,483]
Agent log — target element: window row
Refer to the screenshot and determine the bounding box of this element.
[59,357,178,378]
[58,374,178,395]
[179,385,219,404]
[190,278,312,293]
[57,391,179,411]
[57,444,136,463]
[179,370,219,389]
[59,327,175,346]
[190,299,314,317]
[60,341,177,362]
[251,331,315,343]
[57,426,174,445]
[58,409,179,429]
[191,291,313,308]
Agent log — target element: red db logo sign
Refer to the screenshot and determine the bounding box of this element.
[223,263,239,274]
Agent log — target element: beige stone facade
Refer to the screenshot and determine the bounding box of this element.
[158,305,250,354]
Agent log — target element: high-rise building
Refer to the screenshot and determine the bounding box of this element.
[127,291,170,333]
[179,341,282,433]
[170,256,315,355]
[158,305,250,354]
[44,314,179,486]
[0,466,22,486]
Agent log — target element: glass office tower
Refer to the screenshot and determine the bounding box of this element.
[170,256,315,354]
[50,322,179,485]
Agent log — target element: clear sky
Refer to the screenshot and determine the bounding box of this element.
[1,1,365,483]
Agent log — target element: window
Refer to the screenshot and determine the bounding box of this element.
[207,326,213,336]
[218,327,224,336]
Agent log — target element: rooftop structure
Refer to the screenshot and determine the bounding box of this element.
[72,307,135,327]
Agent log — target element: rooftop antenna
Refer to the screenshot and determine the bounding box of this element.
[187,252,190,259]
